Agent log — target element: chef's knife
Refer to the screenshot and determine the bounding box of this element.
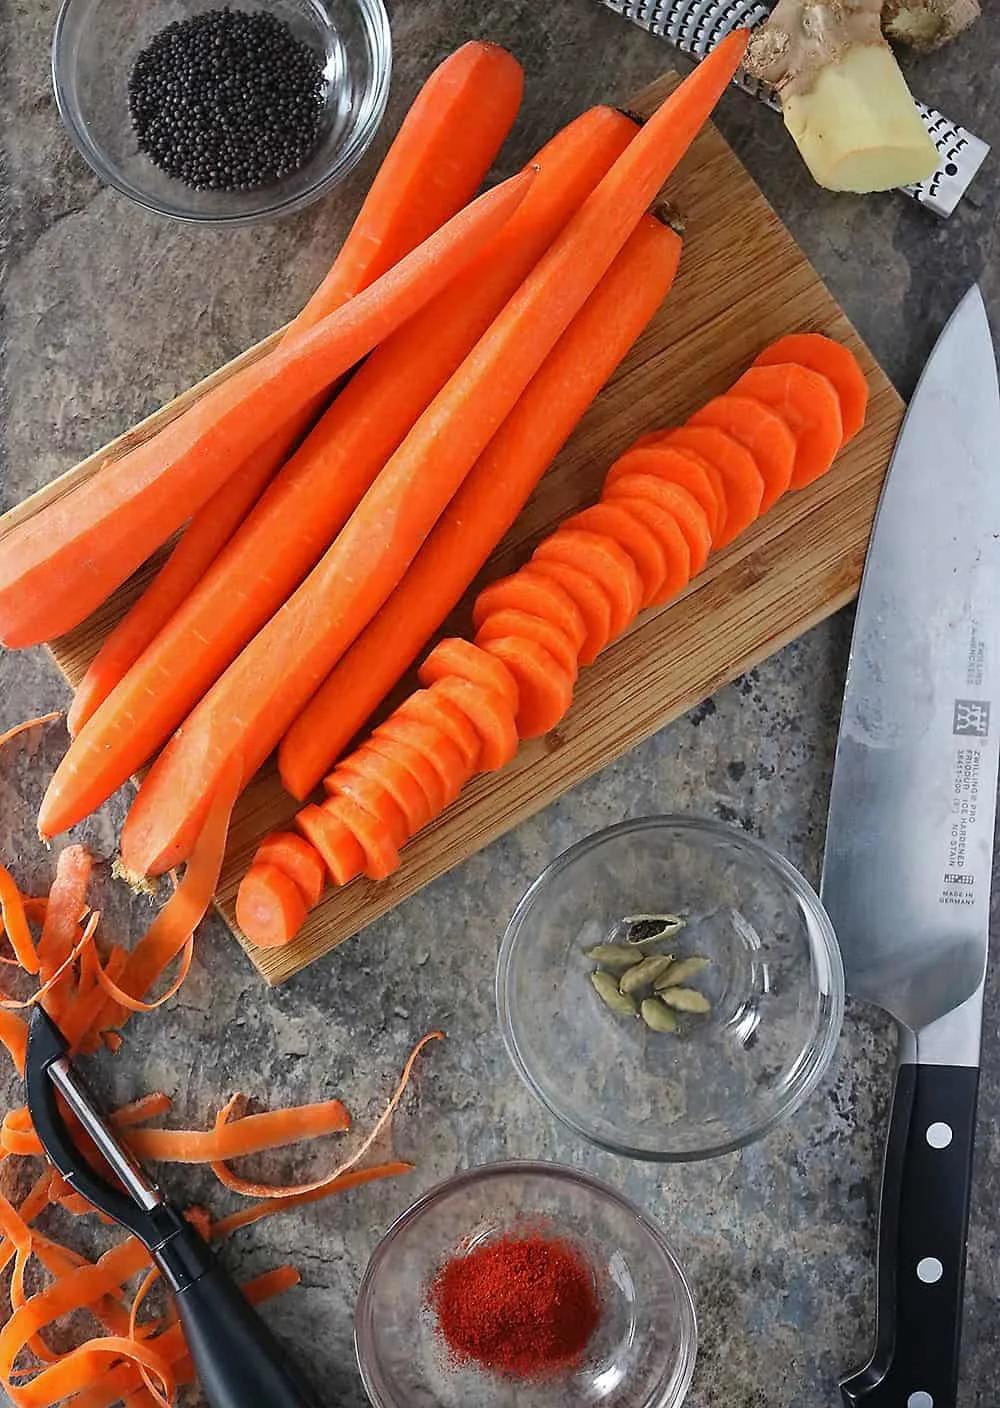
[821,284,1000,1407]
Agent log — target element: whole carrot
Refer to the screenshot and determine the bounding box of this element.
[0,168,535,649]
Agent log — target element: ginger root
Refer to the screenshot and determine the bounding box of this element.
[882,0,980,51]
[744,0,939,193]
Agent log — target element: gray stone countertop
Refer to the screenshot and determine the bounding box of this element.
[2,3,999,1404]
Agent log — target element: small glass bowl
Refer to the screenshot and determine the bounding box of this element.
[497,816,844,1162]
[51,0,391,224]
[355,1161,698,1408]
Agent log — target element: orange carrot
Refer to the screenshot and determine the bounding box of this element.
[420,635,520,715]
[0,867,38,975]
[324,795,400,881]
[687,394,796,512]
[562,502,667,608]
[37,845,91,982]
[475,608,580,678]
[374,717,467,806]
[480,636,575,738]
[209,1162,413,1239]
[604,444,724,540]
[124,1101,350,1164]
[326,770,409,848]
[366,735,451,817]
[604,472,713,571]
[754,332,868,443]
[117,36,748,879]
[532,528,643,635]
[252,833,325,909]
[733,363,845,488]
[399,689,482,771]
[235,865,308,950]
[422,678,520,773]
[0,170,535,650]
[472,574,586,655]
[44,112,634,835]
[295,805,366,886]
[332,748,431,834]
[607,497,692,605]
[278,213,681,796]
[529,560,613,666]
[658,426,764,545]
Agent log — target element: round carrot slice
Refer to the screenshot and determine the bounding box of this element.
[528,558,613,667]
[733,364,843,490]
[659,426,764,547]
[430,677,519,772]
[533,529,642,637]
[604,445,723,541]
[365,735,446,819]
[754,333,868,443]
[331,745,431,835]
[374,715,466,805]
[253,832,325,909]
[419,636,519,713]
[610,498,692,606]
[399,688,481,772]
[688,394,795,513]
[236,863,309,949]
[604,472,712,572]
[296,804,365,886]
[475,608,580,678]
[481,636,575,739]
[564,503,667,608]
[473,568,588,654]
[323,794,400,882]
[325,767,409,849]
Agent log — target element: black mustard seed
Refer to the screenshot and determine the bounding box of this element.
[128,7,325,192]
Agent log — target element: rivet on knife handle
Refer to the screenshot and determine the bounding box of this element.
[599,0,990,217]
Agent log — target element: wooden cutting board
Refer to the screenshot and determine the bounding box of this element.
[2,73,904,984]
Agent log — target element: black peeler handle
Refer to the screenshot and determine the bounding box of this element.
[158,1220,324,1408]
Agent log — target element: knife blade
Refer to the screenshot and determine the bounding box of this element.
[821,284,1000,1407]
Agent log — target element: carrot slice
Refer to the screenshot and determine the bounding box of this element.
[475,608,580,677]
[528,559,613,667]
[235,865,308,949]
[295,805,364,887]
[330,747,431,834]
[734,363,844,489]
[374,716,467,805]
[658,426,764,546]
[608,498,692,607]
[419,637,520,713]
[754,333,868,443]
[325,769,409,848]
[688,393,795,512]
[428,677,520,772]
[480,637,576,738]
[365,735,448,818]
[471,571,587,653]
[603,445,724,541]
[563,502,667,609]
[252,832,325,909]
[398,689,481,772]
[324,795,401,882]
[604,472,712,572]
[533,528,643,637]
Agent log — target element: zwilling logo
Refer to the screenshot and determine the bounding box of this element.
[954,700,991,737]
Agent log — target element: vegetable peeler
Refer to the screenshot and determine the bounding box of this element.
[25,1006,323,1408]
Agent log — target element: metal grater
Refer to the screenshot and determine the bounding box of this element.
[601,0,989,217]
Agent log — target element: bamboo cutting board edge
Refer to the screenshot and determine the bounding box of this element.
[2,74,905,983]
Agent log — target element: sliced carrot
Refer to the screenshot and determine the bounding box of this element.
[115,35,749,878]
[296,805,364,887]
[607,498,692,607]
[475,608,580,677]
[374,716,467,805]
[734,363,844,489]
[471,571,587,654]
[563,502,667,609]
[365,735,448,818]
[533,528,643,636]
[322,795,400,882]
[754,332,868,443]
[419,636,520,712]
[528,559,613,667]
[235,865,308,949]
[332,746,432,834]
[658,426,764,546]
[426,677,519,772]
[603,472,713,572]
[687,393,795,512]
[252,832,325,909]
[398,689,481,772]
[603,444,724,541]
[480,637,575,738]
[325,769,409,848]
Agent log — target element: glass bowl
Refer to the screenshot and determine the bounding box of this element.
[52,0,392,224]
[497,816,844,1162]
[355,1161,697,1408]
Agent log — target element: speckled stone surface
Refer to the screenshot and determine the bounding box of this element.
[2,3,1000,1404]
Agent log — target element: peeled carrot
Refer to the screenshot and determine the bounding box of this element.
[687,393,795,512]
[604,444,724,541]
[608,498,692,606]
[326,770,409,848]
[475,608,580,678]
[734,363,845,488]
[563,502,667,608]
[604,472,713,571]
[754,332,868,444]
[252,832,326,909]
[36,845,91,982]
[296,805,365,886]
[325,795,400,881]
[0,170,535,651]
[276,211,679,800]
[472,574,587,655]
[658,426,764,546]
[365,735,449,818]
[480,636,575,738]
[44,113,634,836]
[332,748,432,835]
[529,560,613,666]
[532,528,643,636]
[422,678,520,773]
[375,717,467,806]
[399,689,482,771]
[235,865,309,950]
[118,36,748,878]
[420,638,520,713]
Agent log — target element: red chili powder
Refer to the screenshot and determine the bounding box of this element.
[428,1231,602,1379]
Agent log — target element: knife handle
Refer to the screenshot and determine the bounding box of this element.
[842,1061,979,1408]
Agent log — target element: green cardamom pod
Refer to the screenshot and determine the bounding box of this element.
[623,913,686,946]
[619,954,676,995]
[656,956,711,989]
[591,970,639,1016]
[583,944,643,971]
[641,997,679,1033]
[659,986,712,1014]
